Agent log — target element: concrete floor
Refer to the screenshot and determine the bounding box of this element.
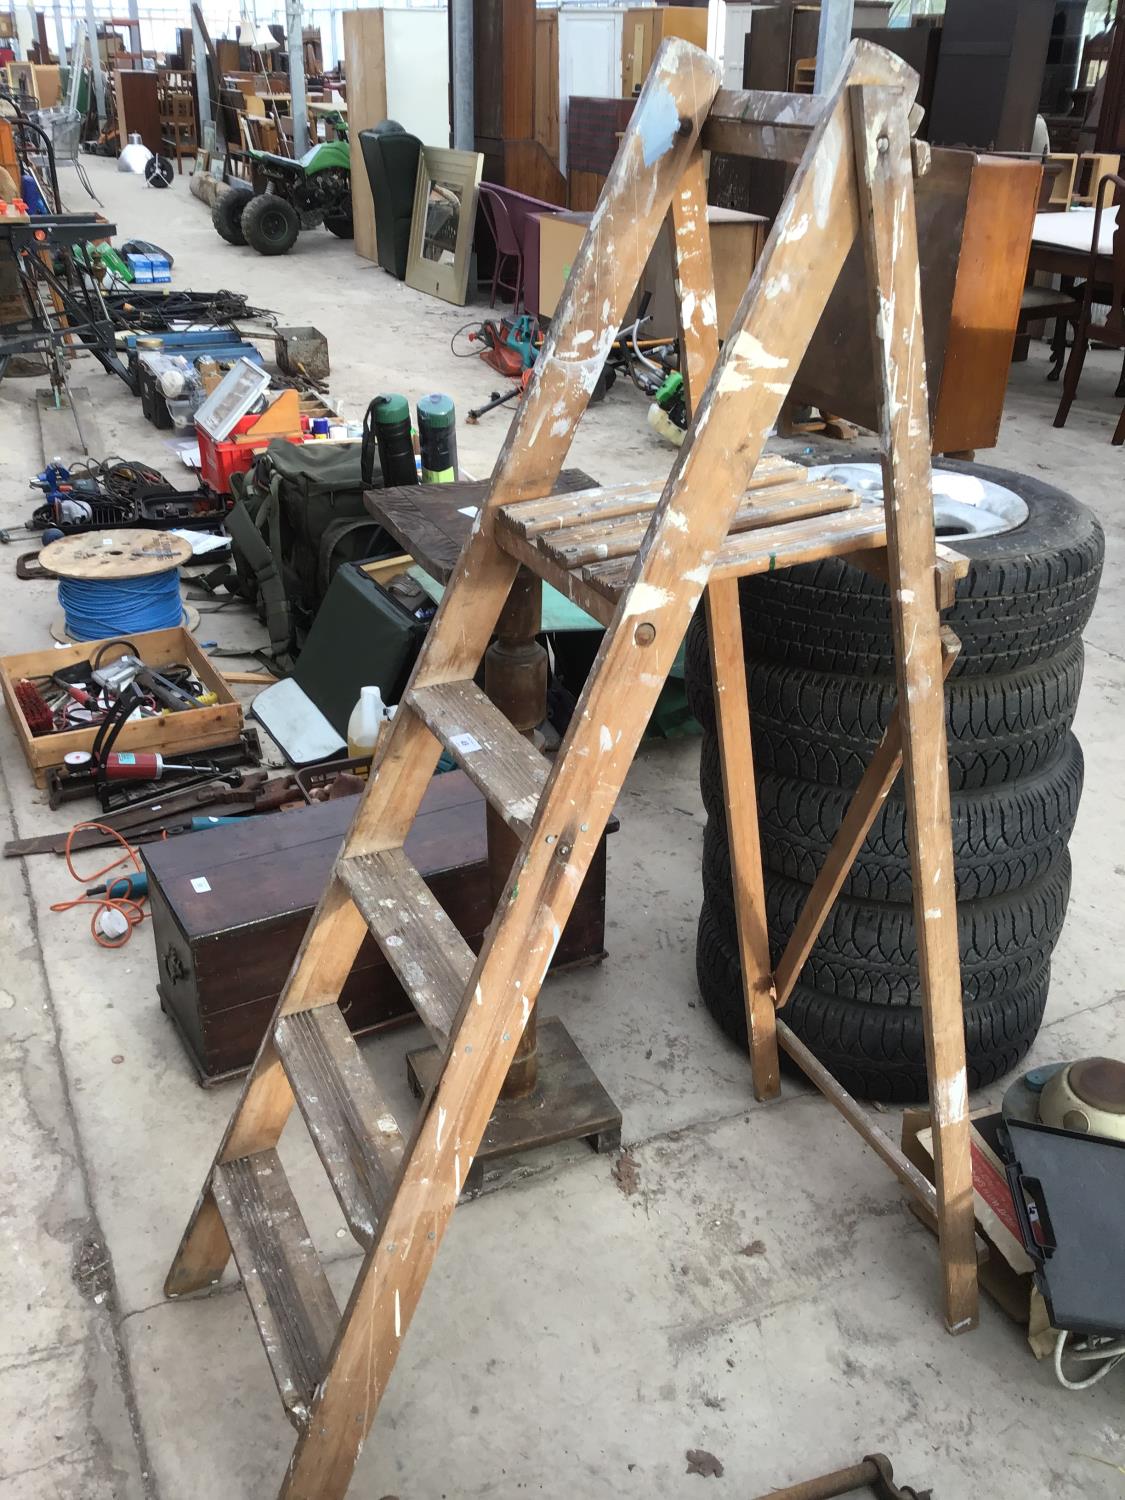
[1,156,1123,1500]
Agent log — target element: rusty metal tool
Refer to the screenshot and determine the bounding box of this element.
[752,1453,931,1500]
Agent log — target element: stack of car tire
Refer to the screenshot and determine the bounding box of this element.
[685,461,1104,1102]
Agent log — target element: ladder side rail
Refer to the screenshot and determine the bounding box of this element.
[164,28,723,1323]
[343,35,725,858]
[849,82,979,1334]
[669,148,780,1101]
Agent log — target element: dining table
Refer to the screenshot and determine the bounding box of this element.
[1028,205,1119,283]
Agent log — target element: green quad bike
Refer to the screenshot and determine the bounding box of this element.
[212,121,352,256]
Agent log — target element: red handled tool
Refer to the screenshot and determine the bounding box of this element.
[101,751,220,782]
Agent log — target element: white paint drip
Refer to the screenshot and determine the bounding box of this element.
[812,115,844,229]
[599,725,613,753]
[454,1154,462,1195]
[394,1289,402,1338]
[435,1106,447,1151]
[897,588,915,603]
[924,907,943,920]
[623,581,673,618]
[716,330,788,394]
[938,1072,968,1126]
[666,508,689,533]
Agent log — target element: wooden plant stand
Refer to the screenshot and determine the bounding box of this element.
[164,37,978,1499]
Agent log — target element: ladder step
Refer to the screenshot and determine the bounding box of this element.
[535,480,858,569]
[211,1148,339,1429]
[274,1005,404,1248]
[578,496,887,592]
[499,453,804,536]
[338,847,474,1045]
[407,679,549,838]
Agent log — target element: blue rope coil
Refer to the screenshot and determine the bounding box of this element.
[58,570,184,642]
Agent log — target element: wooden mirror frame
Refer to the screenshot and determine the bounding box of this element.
[405,145,483,307]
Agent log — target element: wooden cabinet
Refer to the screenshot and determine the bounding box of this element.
[928,0,1055,153]
[472,0,565,203]
[115,68,162,153]
[342,9,388,264]
[621,6,708,97]
[793,149,1042,455]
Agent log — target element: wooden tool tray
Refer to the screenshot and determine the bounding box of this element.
[0,625,243,787]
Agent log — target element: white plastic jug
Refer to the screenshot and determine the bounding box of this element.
[347,685,387,761]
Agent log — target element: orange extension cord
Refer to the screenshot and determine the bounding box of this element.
[50,823,156,948]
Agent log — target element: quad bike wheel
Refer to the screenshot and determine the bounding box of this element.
[242,193,301,256]
[212,187,252,246]
[323,213,354,239]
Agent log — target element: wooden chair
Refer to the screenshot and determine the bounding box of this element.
[1017,283,1081,380]
[158,71,197,173]
[1054,172,1125,444]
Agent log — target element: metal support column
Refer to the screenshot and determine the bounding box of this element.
[450,0,474,152]
[285,0,309,157]
[813,0,854,93]
[126,0,141,59]
[84,0,107,128]
[52,0,67,67]
[191,5,214,149]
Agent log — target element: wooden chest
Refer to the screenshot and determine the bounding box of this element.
[144,770,611,1084]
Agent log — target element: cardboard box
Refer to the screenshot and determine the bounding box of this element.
[535,212,593,320]
[536,206,768,334]
[642,207,768,337]
[1,627,244,787]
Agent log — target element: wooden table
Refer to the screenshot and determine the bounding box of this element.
[364,473,622,1180]
[1028,206,1119,281]
[367,472,594,584]
[1025,207,1122,376]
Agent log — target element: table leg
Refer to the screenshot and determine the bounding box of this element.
[405,564,622,1187]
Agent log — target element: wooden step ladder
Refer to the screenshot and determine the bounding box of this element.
[166,37,978,1499]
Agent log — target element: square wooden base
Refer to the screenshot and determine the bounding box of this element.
[406,1017,622,1198]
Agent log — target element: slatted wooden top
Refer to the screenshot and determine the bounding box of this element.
[493,455,886,625]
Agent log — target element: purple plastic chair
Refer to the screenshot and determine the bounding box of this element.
[478,183,525,310]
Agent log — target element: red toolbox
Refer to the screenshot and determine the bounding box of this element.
[198,415,308,494]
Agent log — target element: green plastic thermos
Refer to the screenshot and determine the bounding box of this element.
[417,393,458,484]
[369,393,418,487]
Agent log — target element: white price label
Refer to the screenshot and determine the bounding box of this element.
[450,732,482,754]
[190,876,212,894]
